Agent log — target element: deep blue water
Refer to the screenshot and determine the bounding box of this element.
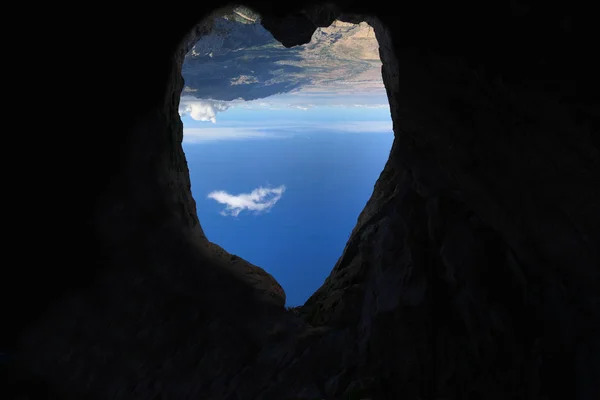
[183,131,393,306]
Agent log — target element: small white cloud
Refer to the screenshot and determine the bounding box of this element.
[179,97,230,123]
[352,104,389,108]
[327,120,392,133]
[207,185,286,217]
[293,104,316,110]
[183,119,392,142]
[183,127,270,142]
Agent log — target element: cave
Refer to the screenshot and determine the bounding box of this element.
[179,8,394,307]
[4,1,599,399]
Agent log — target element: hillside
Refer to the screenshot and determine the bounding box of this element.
[181,10,383,101]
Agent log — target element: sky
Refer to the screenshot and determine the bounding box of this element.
[180,14,393,306]
[181,93,393,306]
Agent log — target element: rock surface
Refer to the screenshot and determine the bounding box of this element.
[4,1,600,400]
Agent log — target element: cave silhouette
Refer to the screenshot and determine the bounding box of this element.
[180,8,392,308]
[4,1,599,399]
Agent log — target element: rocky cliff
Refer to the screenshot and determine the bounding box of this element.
[181,13,381,102]
[4,1,599,399]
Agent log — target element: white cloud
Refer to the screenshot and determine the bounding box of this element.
[207,185,286,217]
[179,92,390,117]
[179,97,230,123]
[182,119,392,142]
[352,104,389,108]
[234,91,390,110]
[183,127,272,143]
[238,99,389,110]
[326,120,392,133]
[293,104,316,111]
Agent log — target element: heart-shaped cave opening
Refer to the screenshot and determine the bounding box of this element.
[179,5,393,307]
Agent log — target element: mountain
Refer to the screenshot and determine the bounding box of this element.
[181,9,383,102]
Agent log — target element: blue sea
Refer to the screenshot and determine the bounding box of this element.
[183,131,393,306]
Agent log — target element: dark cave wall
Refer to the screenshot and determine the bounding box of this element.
[291,7,600,398]
[5,1,600,399]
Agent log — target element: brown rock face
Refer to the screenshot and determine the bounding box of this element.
[4,1,599,400]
